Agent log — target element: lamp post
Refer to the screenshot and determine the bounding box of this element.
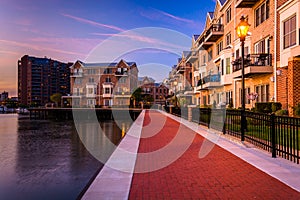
[173,81,178,107]
[236,15,250,141]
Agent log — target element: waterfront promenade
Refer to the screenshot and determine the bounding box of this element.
[83,110,300,199]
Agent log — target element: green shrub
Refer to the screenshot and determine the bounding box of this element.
[294,103,300,117]
[275,109,288,116]
[255,102,282,113]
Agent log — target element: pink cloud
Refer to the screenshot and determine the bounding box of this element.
[61,13,125,32]
[0,39,87,57]
[152,8,194,24]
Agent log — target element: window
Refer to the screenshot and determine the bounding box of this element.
[226,7,231,24]
[255,84,269,102]
[203,96,207,105]
[105,77,111,83]
[217,41,223,55]
[226,33,231,46]
[221,59,224,75]
[105,88,110,94]
[104,68,112,74]
[226,91,232,104]
[208,50,212,61]
[88,88,94,94]
[283,15,296,49]
[202,55,206,65]
[87,69,96,74]
[236,49,240,59]
[255,0,270,27]
[89,77,94,83]
[254,39,266,53]
[226,58,231,74]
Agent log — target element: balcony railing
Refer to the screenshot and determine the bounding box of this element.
[114,92,131,96]
[205,24,224,42]
[115,71,128,76]
[185,51,198,63]
[236,0,259,8]
[196,74,221,90]
[232,54,273,78]
[176,65,185,74]
[71,72,83,77]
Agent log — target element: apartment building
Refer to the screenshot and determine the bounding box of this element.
[69,60,138,107]
[276,0,300,115]
[140,82,169,105]
[166,0,279,109]
[18,55,72,106]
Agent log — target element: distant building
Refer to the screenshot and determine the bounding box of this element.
[18,55,72,106]
[138,76,155,87]
[69,60,138,107]
[140,82,169,105]
[0,91,8,101]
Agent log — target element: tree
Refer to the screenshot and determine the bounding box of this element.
[50,93,62,107]
[131,88,143,102]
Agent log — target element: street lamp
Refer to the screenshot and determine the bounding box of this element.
[236,15,250,141]
[173,81,178,107]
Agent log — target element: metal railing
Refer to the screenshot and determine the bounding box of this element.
[232,54,272,72]
[205,24,224,36]
[167,107,300,164]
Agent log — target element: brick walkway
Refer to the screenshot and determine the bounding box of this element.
[129,110,300,199]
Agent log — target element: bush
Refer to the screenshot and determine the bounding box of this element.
[254,102,282,113]
[294,103,300,117]
[271,102,282,112]
[275,109,288,116]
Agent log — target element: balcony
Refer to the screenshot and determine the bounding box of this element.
[185,51,198,63]
[232,54,273,78]
[236,0,259,8]
[114,91,131,97]
[70,72,83,77]
[198,35,213,50]
[103,93,113,98]
[196,74,221,90]
[115,71,128,77]
[176,65,185,74]
[204,24,224,43]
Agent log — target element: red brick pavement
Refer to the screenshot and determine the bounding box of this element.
[129,110,300,199]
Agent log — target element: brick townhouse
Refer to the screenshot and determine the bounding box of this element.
[68,59,138,107]
[167,0,299,113]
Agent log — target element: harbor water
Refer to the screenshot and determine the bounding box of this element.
[0,114,132,200]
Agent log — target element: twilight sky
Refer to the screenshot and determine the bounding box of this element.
[0,0,216,96]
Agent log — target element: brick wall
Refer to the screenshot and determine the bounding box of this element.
[276,67,288,110]
[288,57,300,115]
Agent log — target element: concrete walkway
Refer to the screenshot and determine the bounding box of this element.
[83,110,300,199]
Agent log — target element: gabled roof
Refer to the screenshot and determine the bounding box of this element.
[208,12,214,20]
[218,0,227,6]
[70,60,136,69]
[193,35,200,41]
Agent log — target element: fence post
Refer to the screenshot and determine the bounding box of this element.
[223,109,226,135]
[271,113,276,158]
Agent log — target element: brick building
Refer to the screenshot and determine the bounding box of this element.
[140,82,169,105]
[69,60,138,107]
[18,55,72,106]
[167,0,287,110]
[276,0,300,115]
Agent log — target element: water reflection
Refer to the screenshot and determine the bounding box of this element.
[0,114,132,200]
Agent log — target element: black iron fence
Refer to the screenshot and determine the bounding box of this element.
[165,107,300,164]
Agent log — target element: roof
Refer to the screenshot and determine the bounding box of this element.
[73,60,136,68]
[218,0,227,6]
[208,12,214,20]
[138,76,155,83]
[193,35,200,41]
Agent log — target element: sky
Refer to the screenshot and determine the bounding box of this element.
[0,0,216,97]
